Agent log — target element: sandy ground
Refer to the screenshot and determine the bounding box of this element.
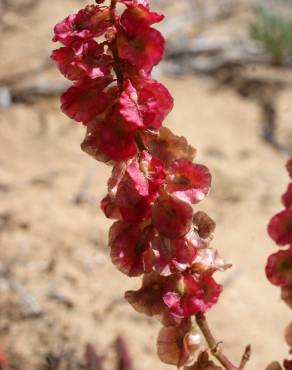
[0,1,291,369]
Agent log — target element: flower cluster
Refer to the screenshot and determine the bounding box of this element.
[266,158,292,370]
[52,0,228,367]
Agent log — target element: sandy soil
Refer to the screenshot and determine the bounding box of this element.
[0,1,291,369]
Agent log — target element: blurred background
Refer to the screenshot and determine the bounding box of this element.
[0,0,291,369]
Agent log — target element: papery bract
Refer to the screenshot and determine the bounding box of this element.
[285,322,292,348]
[282,286,292,309]
[51,46,83,81]
[157,318,197,367]
[163,273,222,318]
[119,79,173,130]
[101,194,121,219]
[193,211,216,240]
[119,0,149,6]
[125,272,169,317]
[104,151,165,222]
[287,159,292,180]
[282,184,292,209]
[283,360,292,370]
[265,247,292,287]
[166,160,211,205]
[152,194,193,239]
[81,119,112,163]
[96,116,138,161]
[152,235,197,276]
[61,78,111,123]
[135,79,173,130]
[268,209,292,246]
[109,221,154,277]
[142,127,196,166]
[53,6,109,46]
[121,4,164,33]
[117,27,164,72]
[192,249,231,274]
[119,80,144,130]
[52,40,112,81]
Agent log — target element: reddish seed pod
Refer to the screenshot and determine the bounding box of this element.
[53,1,227,366]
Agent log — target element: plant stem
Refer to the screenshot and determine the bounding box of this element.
[195,313,251,370]
[109,0,123,89]
[109,0,145,153]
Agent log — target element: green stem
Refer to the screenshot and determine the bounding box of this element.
[195,313,251,370]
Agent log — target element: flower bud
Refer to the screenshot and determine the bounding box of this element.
[184,332,201,355]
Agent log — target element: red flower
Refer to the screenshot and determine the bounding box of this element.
[166,160,211,205]
[141,127,196,166]
[117,27,164,72]
[120,4,164,34]
[265,247,292,287]
[61,77,111,123]
[52,40,112,81]
[268,209,292,246]
[152,194,193,239]
[152,235,197,276]
[109,221,154,276]
[53,5,109,46]
[163,273,222,318]
[119,79,173,130]
[282,183,292,209]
